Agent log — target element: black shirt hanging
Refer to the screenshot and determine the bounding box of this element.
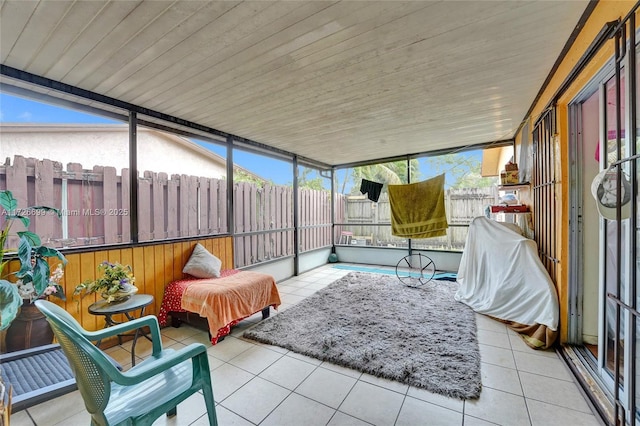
[360,179,383,202]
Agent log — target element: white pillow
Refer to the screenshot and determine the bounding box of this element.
[182,243,222,278]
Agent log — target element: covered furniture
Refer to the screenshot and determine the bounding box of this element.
[158,269,281,344]
[455,217,559,349]
[35,300,218,426]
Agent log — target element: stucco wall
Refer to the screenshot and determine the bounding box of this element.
[0,125,227,178]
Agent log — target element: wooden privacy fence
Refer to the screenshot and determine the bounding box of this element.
[337,187,498,250]
[0,156,229,247]
[1,155,498,263]
[298,188,332,251]
[233,185,333,267]
[0,156,332,267]
[233,182,293,267]
[138,170,228,241]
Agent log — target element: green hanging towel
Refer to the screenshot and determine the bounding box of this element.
[388,174,448,238]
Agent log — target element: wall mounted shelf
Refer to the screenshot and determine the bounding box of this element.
[497,182,530,191]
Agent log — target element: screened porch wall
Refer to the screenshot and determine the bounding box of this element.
[1,235,233,351]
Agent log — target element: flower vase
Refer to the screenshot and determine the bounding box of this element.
[101,284,138,304]
[5,299,54,352]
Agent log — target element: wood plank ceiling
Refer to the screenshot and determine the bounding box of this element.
[0,0,589,166]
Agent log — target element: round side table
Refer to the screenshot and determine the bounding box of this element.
[88,294,154,366]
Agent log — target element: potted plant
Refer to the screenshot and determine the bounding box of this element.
[0,190,67,350]
[74,261,137,304]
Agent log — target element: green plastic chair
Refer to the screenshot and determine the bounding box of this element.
[34,300,218,426]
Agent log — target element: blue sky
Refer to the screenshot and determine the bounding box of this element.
[0,92,301,185]
[1,93,481,190]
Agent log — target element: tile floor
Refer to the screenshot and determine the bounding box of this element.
[11,264,603,426]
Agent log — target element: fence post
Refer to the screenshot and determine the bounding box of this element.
[33,158,56,243]
[138,171,152,241]
[167,174,179,239]
[152,172,167,240]
[103,166,118,244]
[121,168,131,242]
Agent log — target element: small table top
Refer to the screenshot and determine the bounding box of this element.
[88,294,154,315]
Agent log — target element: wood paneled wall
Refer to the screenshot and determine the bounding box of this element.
[7,236,233,333]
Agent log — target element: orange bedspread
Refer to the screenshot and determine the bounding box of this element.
[181,271,281,337]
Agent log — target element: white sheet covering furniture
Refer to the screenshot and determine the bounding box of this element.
[455,217,559,332]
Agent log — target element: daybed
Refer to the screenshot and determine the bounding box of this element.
[158,269,281,344]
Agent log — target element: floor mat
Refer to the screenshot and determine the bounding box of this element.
[1,344,77,412]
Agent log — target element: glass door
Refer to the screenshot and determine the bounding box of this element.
[568,12,640,425]
[598,72,630,405]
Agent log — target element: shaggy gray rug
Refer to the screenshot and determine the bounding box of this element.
[243,271,481,399]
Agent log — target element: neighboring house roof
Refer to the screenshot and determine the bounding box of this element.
[0,123,265,182]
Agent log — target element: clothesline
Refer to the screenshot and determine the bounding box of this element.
[358,175,448,239]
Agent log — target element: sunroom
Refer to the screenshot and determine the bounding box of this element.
[0,1,638,425]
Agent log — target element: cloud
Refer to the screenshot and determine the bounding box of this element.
[18,111,32,121]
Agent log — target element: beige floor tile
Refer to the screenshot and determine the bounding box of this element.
[210,363,255,401]
[463,415,500,425]
[290,287,319,297]
[406,386,464,412]
[26,389,86,426]
[477,328,512,349]
[519,371,593,414]
[276,303,295,312]
[396,396,463,426]
[481,362,523,395]
[327,411,371,425]
[294,276,319,284]
[259,354,317,390]
[360,373,408,394]
[249,340,289,354]
[261,393,336,426]
[207,336,255,362]
[338,381,405,425]
[160,324,202,341]
[122,332,174,360]
[198,406,253,426]
[475,315,508,334]
[163,340,188,352]
[513,351,573,381]
[52,409,91,426]
[305,282,331,291]
[151,392,209,426]
[276,284,299,294]
[227,345,283,375]
[316,276,341,285]
[229,319,262,337]
[206,353,226,370]
[296,367,358,409]
[103,345,134,367]
[286,351,323,366]
[219,377,290,424]
[478,343,517,369]
[320,361,363,379]
[464,387,531,425]
[13,265,605,426]
[182,332,215,347]
[527,399,602,426]
[280,294,307,305]
[10,409,36,426]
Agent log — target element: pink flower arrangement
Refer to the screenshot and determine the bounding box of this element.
[15,263,66,302]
